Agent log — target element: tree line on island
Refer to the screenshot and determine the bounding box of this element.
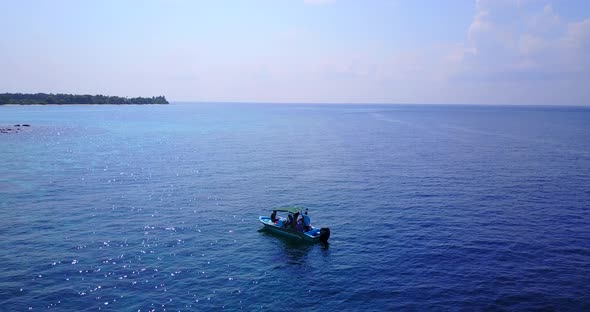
[0,93,169,105]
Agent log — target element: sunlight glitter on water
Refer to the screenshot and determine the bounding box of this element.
[1,104,590,310]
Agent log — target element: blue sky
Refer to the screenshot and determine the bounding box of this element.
[1,0,589,104]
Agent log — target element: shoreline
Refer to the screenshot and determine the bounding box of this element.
[0,103,168,106]
[0,93,169,105]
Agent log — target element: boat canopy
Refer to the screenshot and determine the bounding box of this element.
[273,206,306,213]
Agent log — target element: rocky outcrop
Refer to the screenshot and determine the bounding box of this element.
[1,124,31,134]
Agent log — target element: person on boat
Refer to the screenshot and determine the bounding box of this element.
[295,218,304,232]
[270,210,277,223]
[302,209,311,231]
[289,211,299,230]
[292,212,300,229]
[284,213,294,228]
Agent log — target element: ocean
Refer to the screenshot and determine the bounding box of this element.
[1,103,589,311]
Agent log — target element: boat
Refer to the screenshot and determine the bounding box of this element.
[259,206,330,243]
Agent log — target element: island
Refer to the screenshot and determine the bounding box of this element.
[0,93,169,105]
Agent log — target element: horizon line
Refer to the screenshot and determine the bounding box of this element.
[169,100,590,107]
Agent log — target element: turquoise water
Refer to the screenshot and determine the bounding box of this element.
[1,103,590,311]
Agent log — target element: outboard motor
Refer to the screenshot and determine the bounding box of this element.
[319,227,331,243]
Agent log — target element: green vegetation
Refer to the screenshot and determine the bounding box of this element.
[0,93,169,105]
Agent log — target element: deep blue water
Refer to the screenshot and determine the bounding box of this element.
[1,103,590,311]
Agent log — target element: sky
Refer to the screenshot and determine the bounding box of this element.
[1,0,589,105]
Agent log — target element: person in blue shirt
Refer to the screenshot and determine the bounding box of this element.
[302,209,311,231]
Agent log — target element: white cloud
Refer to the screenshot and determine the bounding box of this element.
[447,0,590,101]
[205,0,590,105]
